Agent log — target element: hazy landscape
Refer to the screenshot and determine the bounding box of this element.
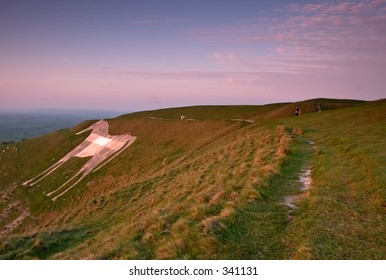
[1,98,385,259]
[0,110,125,143]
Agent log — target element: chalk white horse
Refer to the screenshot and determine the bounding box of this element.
[23,119,136,201]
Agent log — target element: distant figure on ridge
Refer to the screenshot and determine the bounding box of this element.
[295,107,300,116]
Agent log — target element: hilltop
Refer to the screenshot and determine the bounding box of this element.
[0,98,385,259]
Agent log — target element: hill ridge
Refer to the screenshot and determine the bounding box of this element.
[0,98,384,259]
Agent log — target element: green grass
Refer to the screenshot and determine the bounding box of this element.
[215,129,314,259]
[117,104,285,121]
[0,127,90,187]
[0,99,384,259]
[0,225,98,260]
[21,156,91,214]
[280,101,386,259]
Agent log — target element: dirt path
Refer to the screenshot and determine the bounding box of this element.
[23,119,137,201]
[0,200,30,238]
[282,166,312,211]
[0,183,17,201]
[148,117,174,121]
[0,210,29,237]
[229,118,255,123]
[282,136,314,213]
[282,137,314,220]
[148,117,199,121]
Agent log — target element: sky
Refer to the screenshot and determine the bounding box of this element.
[1,0,385,111]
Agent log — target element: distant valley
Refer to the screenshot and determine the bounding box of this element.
[0,109,126,143]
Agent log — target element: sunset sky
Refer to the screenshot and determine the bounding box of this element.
[1,0,385,111]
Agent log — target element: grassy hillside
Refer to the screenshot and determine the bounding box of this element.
[217,100,386,259]
[0,99,384,259]
[280,101,386,259]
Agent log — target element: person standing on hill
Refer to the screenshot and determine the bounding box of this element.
[295,107,300,116]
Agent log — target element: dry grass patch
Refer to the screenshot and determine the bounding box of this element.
[1,106,296,259]
[48,122,294,259]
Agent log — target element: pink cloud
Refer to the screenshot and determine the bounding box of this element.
[327,2,352,13]
[188,0,386,78]
[286,1,385,15]
[97,68,264,87]
[191,0,385,49]
[128,18,186,25]
[370,0,386,4]
[287,3,327,13]
[210,52,237,63]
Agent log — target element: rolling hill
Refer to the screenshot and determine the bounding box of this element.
[0,98,385,259]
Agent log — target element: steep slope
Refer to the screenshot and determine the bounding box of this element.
[0,99,384,259]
